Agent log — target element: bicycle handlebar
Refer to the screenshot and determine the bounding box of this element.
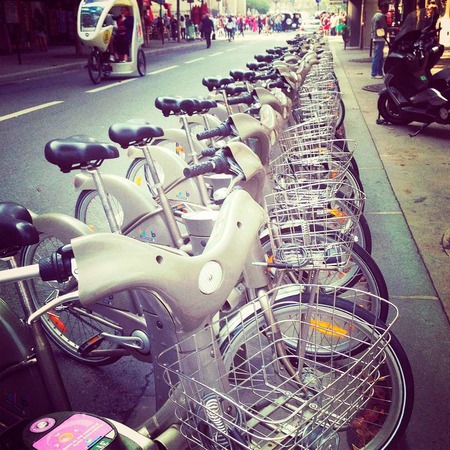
[200,147,219,157]
[183,151,230,178]
[196,122,233,141]
[39,245,73,283]
[227,93,255,106]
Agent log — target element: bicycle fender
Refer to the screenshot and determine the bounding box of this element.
[151,128,205,157]
[72,190,266,332]
[30,211,93,243]
[231,113,272,166]
[127,145,205,205]
[73,173,161,228]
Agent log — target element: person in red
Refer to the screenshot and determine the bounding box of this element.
[114,6,134,62]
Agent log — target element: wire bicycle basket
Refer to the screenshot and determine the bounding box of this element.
[159,285,397,450]
[264,181,365,270]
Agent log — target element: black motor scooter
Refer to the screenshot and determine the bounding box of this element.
[377,8,450,135]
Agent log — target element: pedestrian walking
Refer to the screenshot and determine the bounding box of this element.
[200,13,214,49]
[371,0,390,79]
[225,16,234,41]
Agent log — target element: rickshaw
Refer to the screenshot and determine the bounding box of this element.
[77,0,147,84]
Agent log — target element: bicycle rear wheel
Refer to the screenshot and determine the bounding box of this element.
[87,50,103,84]
[75,189,124,233]
[220,294,414,450]
[21,233,122,365]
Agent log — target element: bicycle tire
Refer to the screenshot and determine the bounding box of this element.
[221,295,414,450]
[335,97,346,130]
[137,48,147,77]
[126,157,158,198]
[261,230,389,322]
[75,189,124,233]
[21,233,122,366]
[87,50,102,84]
[355,212,373,254]
[332,140,359,178]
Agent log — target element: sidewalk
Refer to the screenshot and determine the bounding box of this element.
[328,36,450,318]
[0,38,205,81]
[329,35,450,449]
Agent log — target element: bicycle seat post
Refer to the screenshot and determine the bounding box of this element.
[141,145,185,248]
[179,114,212,207]
[84,165,122,234]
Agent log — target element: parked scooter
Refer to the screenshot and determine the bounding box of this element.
[377,8,450,135]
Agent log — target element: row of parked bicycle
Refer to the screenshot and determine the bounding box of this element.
[0,33,413,450]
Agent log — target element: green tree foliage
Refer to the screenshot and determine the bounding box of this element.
[247,0,271,14]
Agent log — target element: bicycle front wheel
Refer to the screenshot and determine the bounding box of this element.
[261,230,389,321]
[21,233,122,365]
[221,295,414,450]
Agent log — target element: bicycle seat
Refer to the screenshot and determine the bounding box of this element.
[246,62,268,71]
[154,97,182,116]
[45,136,119,173]
[254,54,275,64]
[0,202,38,257]
[229,70,255,82]
[266,48,284,56]
[194,99,218,113]
[202,77,234,91]
[109,121,164,148]
[224,84,248,96]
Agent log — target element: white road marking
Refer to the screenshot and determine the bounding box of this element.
[209,52,223,57]
[0,101,64,122]
[86,78,136,93]
[148,65,179,75]
[185,58,205,64]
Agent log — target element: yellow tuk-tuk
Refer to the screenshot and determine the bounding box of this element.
[78,0,146,84]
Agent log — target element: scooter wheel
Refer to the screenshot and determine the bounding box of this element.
[377,92,412,125]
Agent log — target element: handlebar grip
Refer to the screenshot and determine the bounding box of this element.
[200,147,219,157]
[183,161,216,178]
[227,93,254,106]
[268,78,286,89]
[39,245,73,283]
[184,151,230,178]
[196,122,233,141]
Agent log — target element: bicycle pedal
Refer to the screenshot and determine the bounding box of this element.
[78,334,104,355]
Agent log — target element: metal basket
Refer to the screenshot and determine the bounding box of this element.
[268,151,353,191]
[264,182,364,269]
[159,285,397,450]
[279,118,337,153]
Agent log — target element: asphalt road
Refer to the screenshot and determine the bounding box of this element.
[0,37,270,216]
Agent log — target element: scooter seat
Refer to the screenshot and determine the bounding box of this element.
[410,88,447,106]
[0,202,38,257]
[45,136,119,173]
[109,121,164,148]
